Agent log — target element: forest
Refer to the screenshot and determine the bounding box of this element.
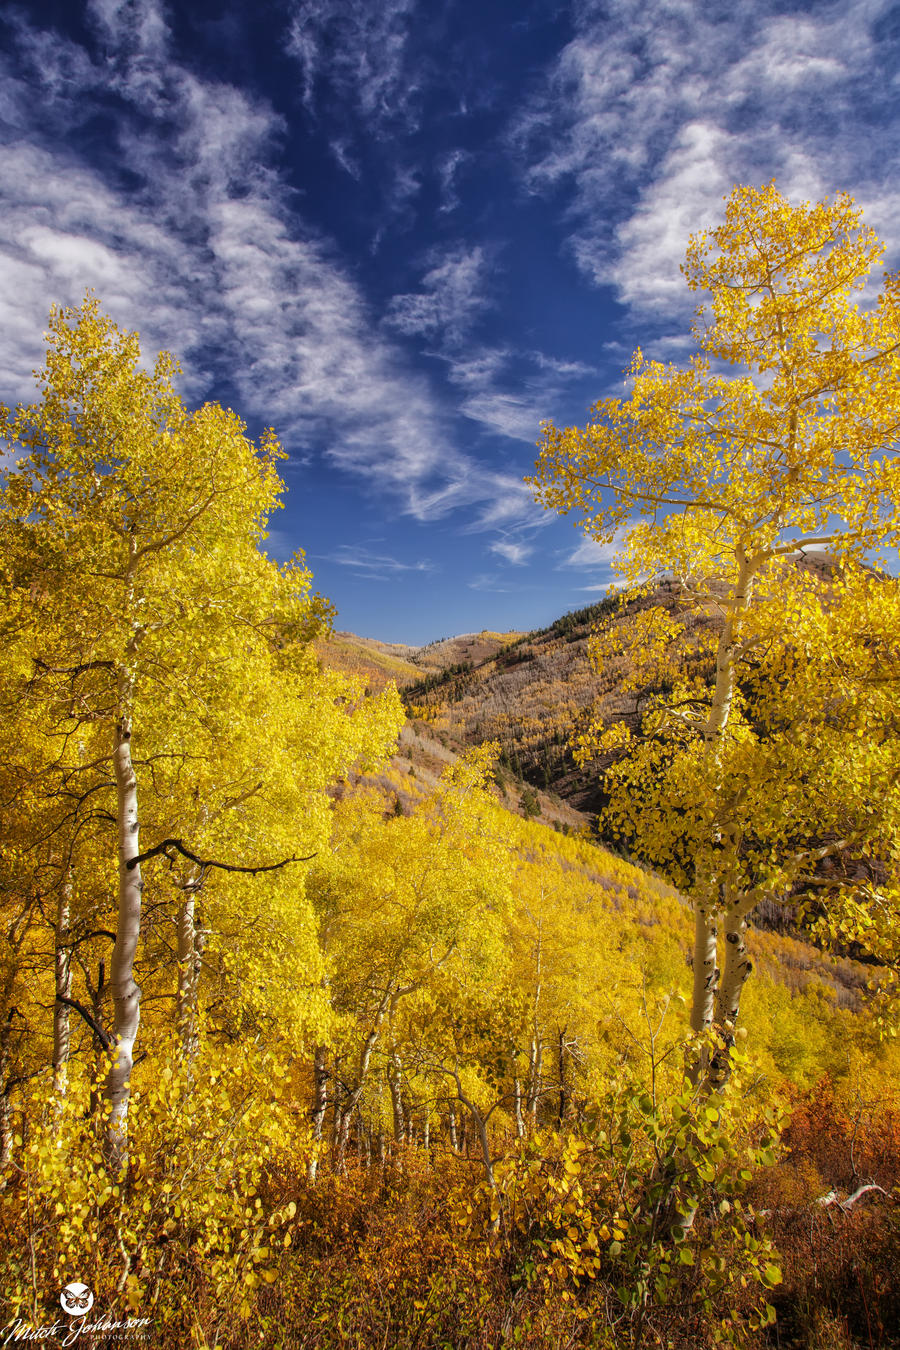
[1,184,899,1349]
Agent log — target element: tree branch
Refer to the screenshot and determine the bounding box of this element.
[56,994,113,1051]
[31,657,115,679]
[816,1183,889,1212]
[125,837,315,877]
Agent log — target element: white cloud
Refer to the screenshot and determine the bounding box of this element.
[88,0,168,55]
[459,392,541,443]
[329,139,361,178]
[641,333,696,362]
[327,545,434,580]
[530,351,594,378]
[386,163,422,216]
[438,149,469,213]
[489,539,532,566]
[606,121,736,312]
[385,246,491,344]
[468,477,546,530]
[0,141,207,402]
[446,347,511,390]
[468,573,512,593]
[723,13,859,99]
[516,0,899,317]
[442,343,594,445]
[285,0,419,130]
[563,535,625,568]
[0,9,541,531]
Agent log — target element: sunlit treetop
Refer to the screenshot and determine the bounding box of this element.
[531,182,900,587]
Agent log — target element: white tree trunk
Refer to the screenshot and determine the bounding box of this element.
[447,1068,497,1202]
[690,906,719,1037]
[689,550,756,1057]
[334,1001,388,1162]
[0,957,23,1173]
[527,919,543,1119]
[388,1054,405,1143]
[526,1035,542,1119]
[176,889,204,1059]
[88,960,107,1120]
[710,904,754,1085]
[307,1044,329,1183]
[705,550,754,751]
[0,1010,15,1174]
[103,715,143,1176]
[53,872,73,1097]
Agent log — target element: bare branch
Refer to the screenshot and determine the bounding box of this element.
[31,657,115,679]
[56,994,113,1051]
[125,837,315,877]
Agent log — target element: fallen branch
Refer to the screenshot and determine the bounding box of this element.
[759,1182,890,1220]
[817,1183,889,1213]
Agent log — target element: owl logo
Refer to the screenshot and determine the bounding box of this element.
[60,1282,94,1317]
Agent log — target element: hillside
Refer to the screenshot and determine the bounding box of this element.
[399,587,673,819]
[342,727,873,1028]
[397,552,885,822]
[320,556,895,957]
[315,624,597,830]
[317,585,727,825]
[316,627,524,692]
[316,590,877,1017]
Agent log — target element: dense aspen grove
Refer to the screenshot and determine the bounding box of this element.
[2,186,900,1349]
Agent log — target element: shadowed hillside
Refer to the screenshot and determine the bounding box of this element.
[398,552,889,823]
[319,586,717,824]
[401,588,677,819]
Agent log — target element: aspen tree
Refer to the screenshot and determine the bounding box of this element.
[306,747,512,1167]
[0,298,403,1173]
[530,185,900,1079]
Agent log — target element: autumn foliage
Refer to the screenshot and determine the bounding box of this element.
[2,186,900,1350]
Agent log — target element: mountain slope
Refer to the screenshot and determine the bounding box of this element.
[399,552,888,820]
[401,589,666,818]
[316,628,524,692]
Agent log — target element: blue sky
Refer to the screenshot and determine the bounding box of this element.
[2,0,899,643]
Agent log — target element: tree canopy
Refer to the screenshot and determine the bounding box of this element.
[0,297,403,1170]
[530,183,900,1075]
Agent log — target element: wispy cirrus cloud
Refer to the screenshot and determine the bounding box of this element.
[383,246,595,447]
[0,0,542,530]
[285,0,419,131]
[468,475,546,530]
[444,344,594,445]
[326,545,434,581]
[515,0,900,317]
[459,391,543,443]
[562,535,626,569]
[468,572,513,593]
[489,539,532,566]
[438,149,470,214]
[385,245,492,344]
